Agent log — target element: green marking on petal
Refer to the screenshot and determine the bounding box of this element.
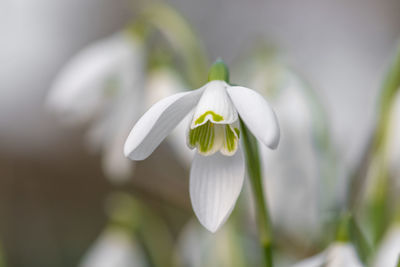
[224,126,238,152]
[189,121,215,154]
[189,121,240,156]
[194,111,224,125]
[234,128,240,138]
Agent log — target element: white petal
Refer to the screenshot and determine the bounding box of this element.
[191,80,238,128]
[168,114,195,167]
[145,67,195,166]
[190,148,245,232]
[47,33,143,125]
[124,89,203,160]
[373,225,400,267]
[227,86,280,149]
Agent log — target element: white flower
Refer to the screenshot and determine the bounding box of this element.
[234,55,331,242]
[79,228,147,267]
[292,242,364,267]
[373,224,400,267]
[47,32,144,182]
[124,61,280,232]
[258,71,323,241]
[47,32,144,125]
[47,32,192,182]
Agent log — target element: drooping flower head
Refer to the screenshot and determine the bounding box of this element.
[233,48,333,243]
[46,31,193,183]
[124,60,280,232]
[46,32,145,182]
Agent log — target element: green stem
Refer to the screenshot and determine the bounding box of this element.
[240,118,273,267]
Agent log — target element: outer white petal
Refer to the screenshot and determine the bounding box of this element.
[227,86,280,149]
[145,68,195,166]
[169,114,195,166]
[190,148,245,232]
[124,89,203,160]
[47,33,143,124]
[191,80,238,128]
[373,225,400,267]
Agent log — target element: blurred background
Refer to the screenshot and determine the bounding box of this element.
[1,0,400,266]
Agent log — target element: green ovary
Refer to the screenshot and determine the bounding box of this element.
[188,121,240,156]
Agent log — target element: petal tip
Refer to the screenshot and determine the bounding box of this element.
[267,130,280,150]
[193,210,224,233]
[123,142,131,158]
[123,137,146,161]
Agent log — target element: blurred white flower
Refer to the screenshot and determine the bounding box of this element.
[175,220,246,267]
[259,72,321,241]
[124,60,280,232]
[292,243,363,267]
[236,56,331,241]
[47,32,191,183]
[373,224,400,267]
[47,32,144,182]
[47,32,144,125]
[79,228,147,267]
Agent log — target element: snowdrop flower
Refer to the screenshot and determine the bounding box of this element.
[124,60,280,232]
[47,31,192,182]
[234,54,331,242]
[47,31,145,182]
[79,228,147,267]
[373,224,400,267]
[258,70,322,241]
[292,242,364,267]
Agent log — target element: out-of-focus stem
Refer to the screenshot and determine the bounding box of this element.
[240,118,273,267]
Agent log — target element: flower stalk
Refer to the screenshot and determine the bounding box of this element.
[240,118,273,267]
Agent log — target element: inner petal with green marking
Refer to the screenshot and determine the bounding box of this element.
[188,120,240,156]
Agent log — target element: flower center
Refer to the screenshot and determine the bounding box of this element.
[188,118,240,156]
